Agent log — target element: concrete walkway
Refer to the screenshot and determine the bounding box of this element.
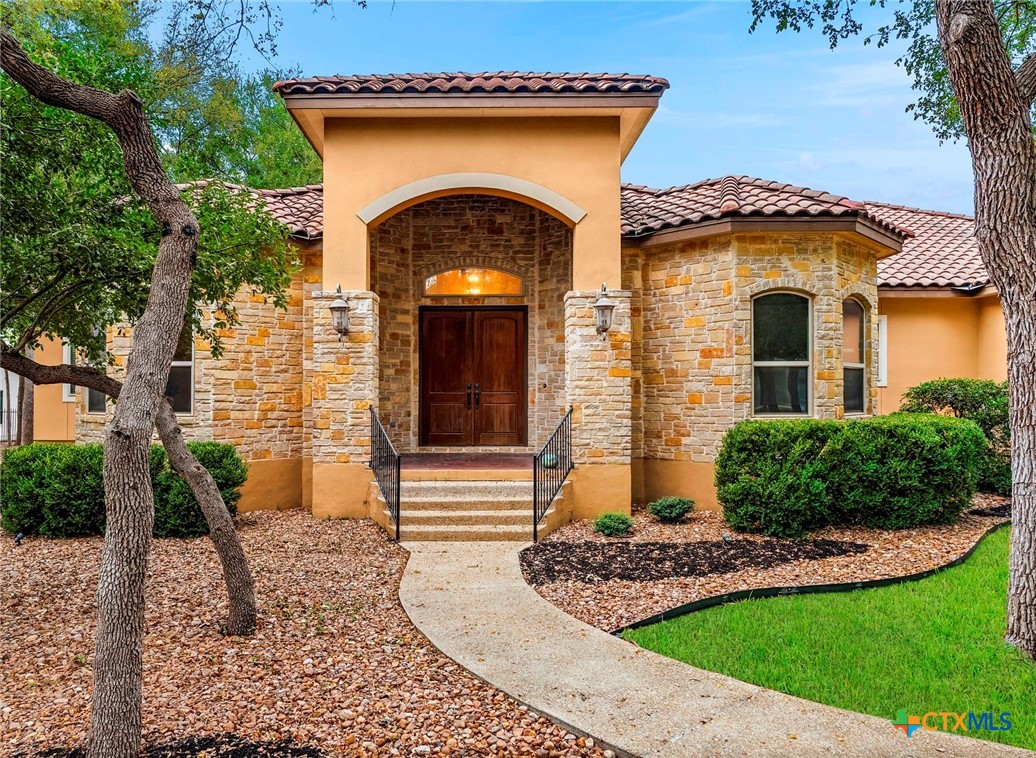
[399,541,1030,758]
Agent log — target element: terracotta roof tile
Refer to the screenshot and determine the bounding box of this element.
[273,72,670,96]
[619,176,905,239]
[863,202,987,289]
[179,179,985,290]
[177,180,323,239]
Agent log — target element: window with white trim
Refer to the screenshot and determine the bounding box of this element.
[875,314,888,388]
[165,326,194,414]
[842,299,866,414]
[62,343,76,402]
[752,292,811,415]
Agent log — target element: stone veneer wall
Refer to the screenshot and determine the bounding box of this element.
[625,232,879,468]
[370,194,572,451]
[564,290,632,464]
[76,262,316,466]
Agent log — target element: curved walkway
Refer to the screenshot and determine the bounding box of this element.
[399,541,1029,758]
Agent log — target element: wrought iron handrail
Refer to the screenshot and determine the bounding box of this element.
[369,407,401,541]
[533,406,574,542]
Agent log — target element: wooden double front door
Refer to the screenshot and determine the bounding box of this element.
[419,308,527,446]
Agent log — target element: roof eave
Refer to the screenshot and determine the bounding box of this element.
[625,214,905,256]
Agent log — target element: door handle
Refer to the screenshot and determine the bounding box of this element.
[474,383,480,408]
[466,384,472,409]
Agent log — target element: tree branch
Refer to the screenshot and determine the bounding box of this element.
[1017,52,1036,106]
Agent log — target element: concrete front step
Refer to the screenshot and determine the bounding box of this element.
[400,480,531,498]
[402,523,534,541]
[387,477,545,541]
[405,496,529,512]
[401,509,531,527]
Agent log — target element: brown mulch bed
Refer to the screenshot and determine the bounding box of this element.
[1,511,606,757]
[521,538,868,585]
[526,493,1011,632]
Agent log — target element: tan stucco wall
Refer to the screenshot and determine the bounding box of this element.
[33,336,76,442]
[876,294,1006,413]
[977,295,1008,381]
[321,116,622,292]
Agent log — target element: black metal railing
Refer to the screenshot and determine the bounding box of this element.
[533,406,575,542]
[369,407,401,541]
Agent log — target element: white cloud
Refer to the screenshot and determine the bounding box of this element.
[799,152,822,171]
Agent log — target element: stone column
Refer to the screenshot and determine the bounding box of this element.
[564,289,633,518]
[309,289,379,518]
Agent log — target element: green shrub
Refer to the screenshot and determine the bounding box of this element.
[715,419,840,537]
[900,378,1010,495]
[1,442,246,539]
[648,496,695,523]
[821,415,984,529]
[716,415,985,538]
[152,443,248,537]
[594,512,634,537]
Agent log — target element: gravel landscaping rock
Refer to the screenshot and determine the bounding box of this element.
[521,538,869,585]
[0,510,604,757]
[528,494,1012,632]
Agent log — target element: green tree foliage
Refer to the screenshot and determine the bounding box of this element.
[750,1,1036,140]
[0,1,300,362]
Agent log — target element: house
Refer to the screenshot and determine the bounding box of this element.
[26,72,1007,538]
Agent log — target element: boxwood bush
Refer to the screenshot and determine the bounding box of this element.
[900,378,1011,495]
[716,415,985,538]
[1,442,247,538]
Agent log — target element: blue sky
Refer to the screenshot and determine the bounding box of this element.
[244,1,975,214]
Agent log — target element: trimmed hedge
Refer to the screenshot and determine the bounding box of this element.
[716,415,985,538]
[900,378,1011,495]
[1,442,247,538]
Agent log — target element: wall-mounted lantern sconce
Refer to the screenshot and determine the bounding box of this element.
[594,282,616,339]
[329,285,349,341]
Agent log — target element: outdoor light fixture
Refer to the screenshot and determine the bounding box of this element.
[329,285,349,341]
[593,282,616,339]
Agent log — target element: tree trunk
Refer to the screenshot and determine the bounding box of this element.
[2,30,200,756]
[935,0,1036,658]
[0,351,258,634]
[155,402,256,634]
[18,348,34,444]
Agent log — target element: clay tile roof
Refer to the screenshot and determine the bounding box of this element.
[619,176,905,240]
[863,202,988,289]
[273,71,670,96]
[176,180,324,239]
[175,179,985,290]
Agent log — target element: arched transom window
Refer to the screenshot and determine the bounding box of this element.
[423,267,523,297]
[752,292,812,415]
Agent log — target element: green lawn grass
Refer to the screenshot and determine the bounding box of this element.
[625,527,1035,750]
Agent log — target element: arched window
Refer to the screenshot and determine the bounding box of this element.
[752,292,811,415]
[423,267,523,297]
[843,299,866,414]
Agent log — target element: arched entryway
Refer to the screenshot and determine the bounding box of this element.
[370,193,573,452]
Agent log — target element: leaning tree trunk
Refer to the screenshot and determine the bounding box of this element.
[2,31,199,757]
[936,0,1036,658]
[0,349,258,636]
[155,402,256,634]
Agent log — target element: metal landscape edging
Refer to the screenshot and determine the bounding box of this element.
[612,519,1011,636]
